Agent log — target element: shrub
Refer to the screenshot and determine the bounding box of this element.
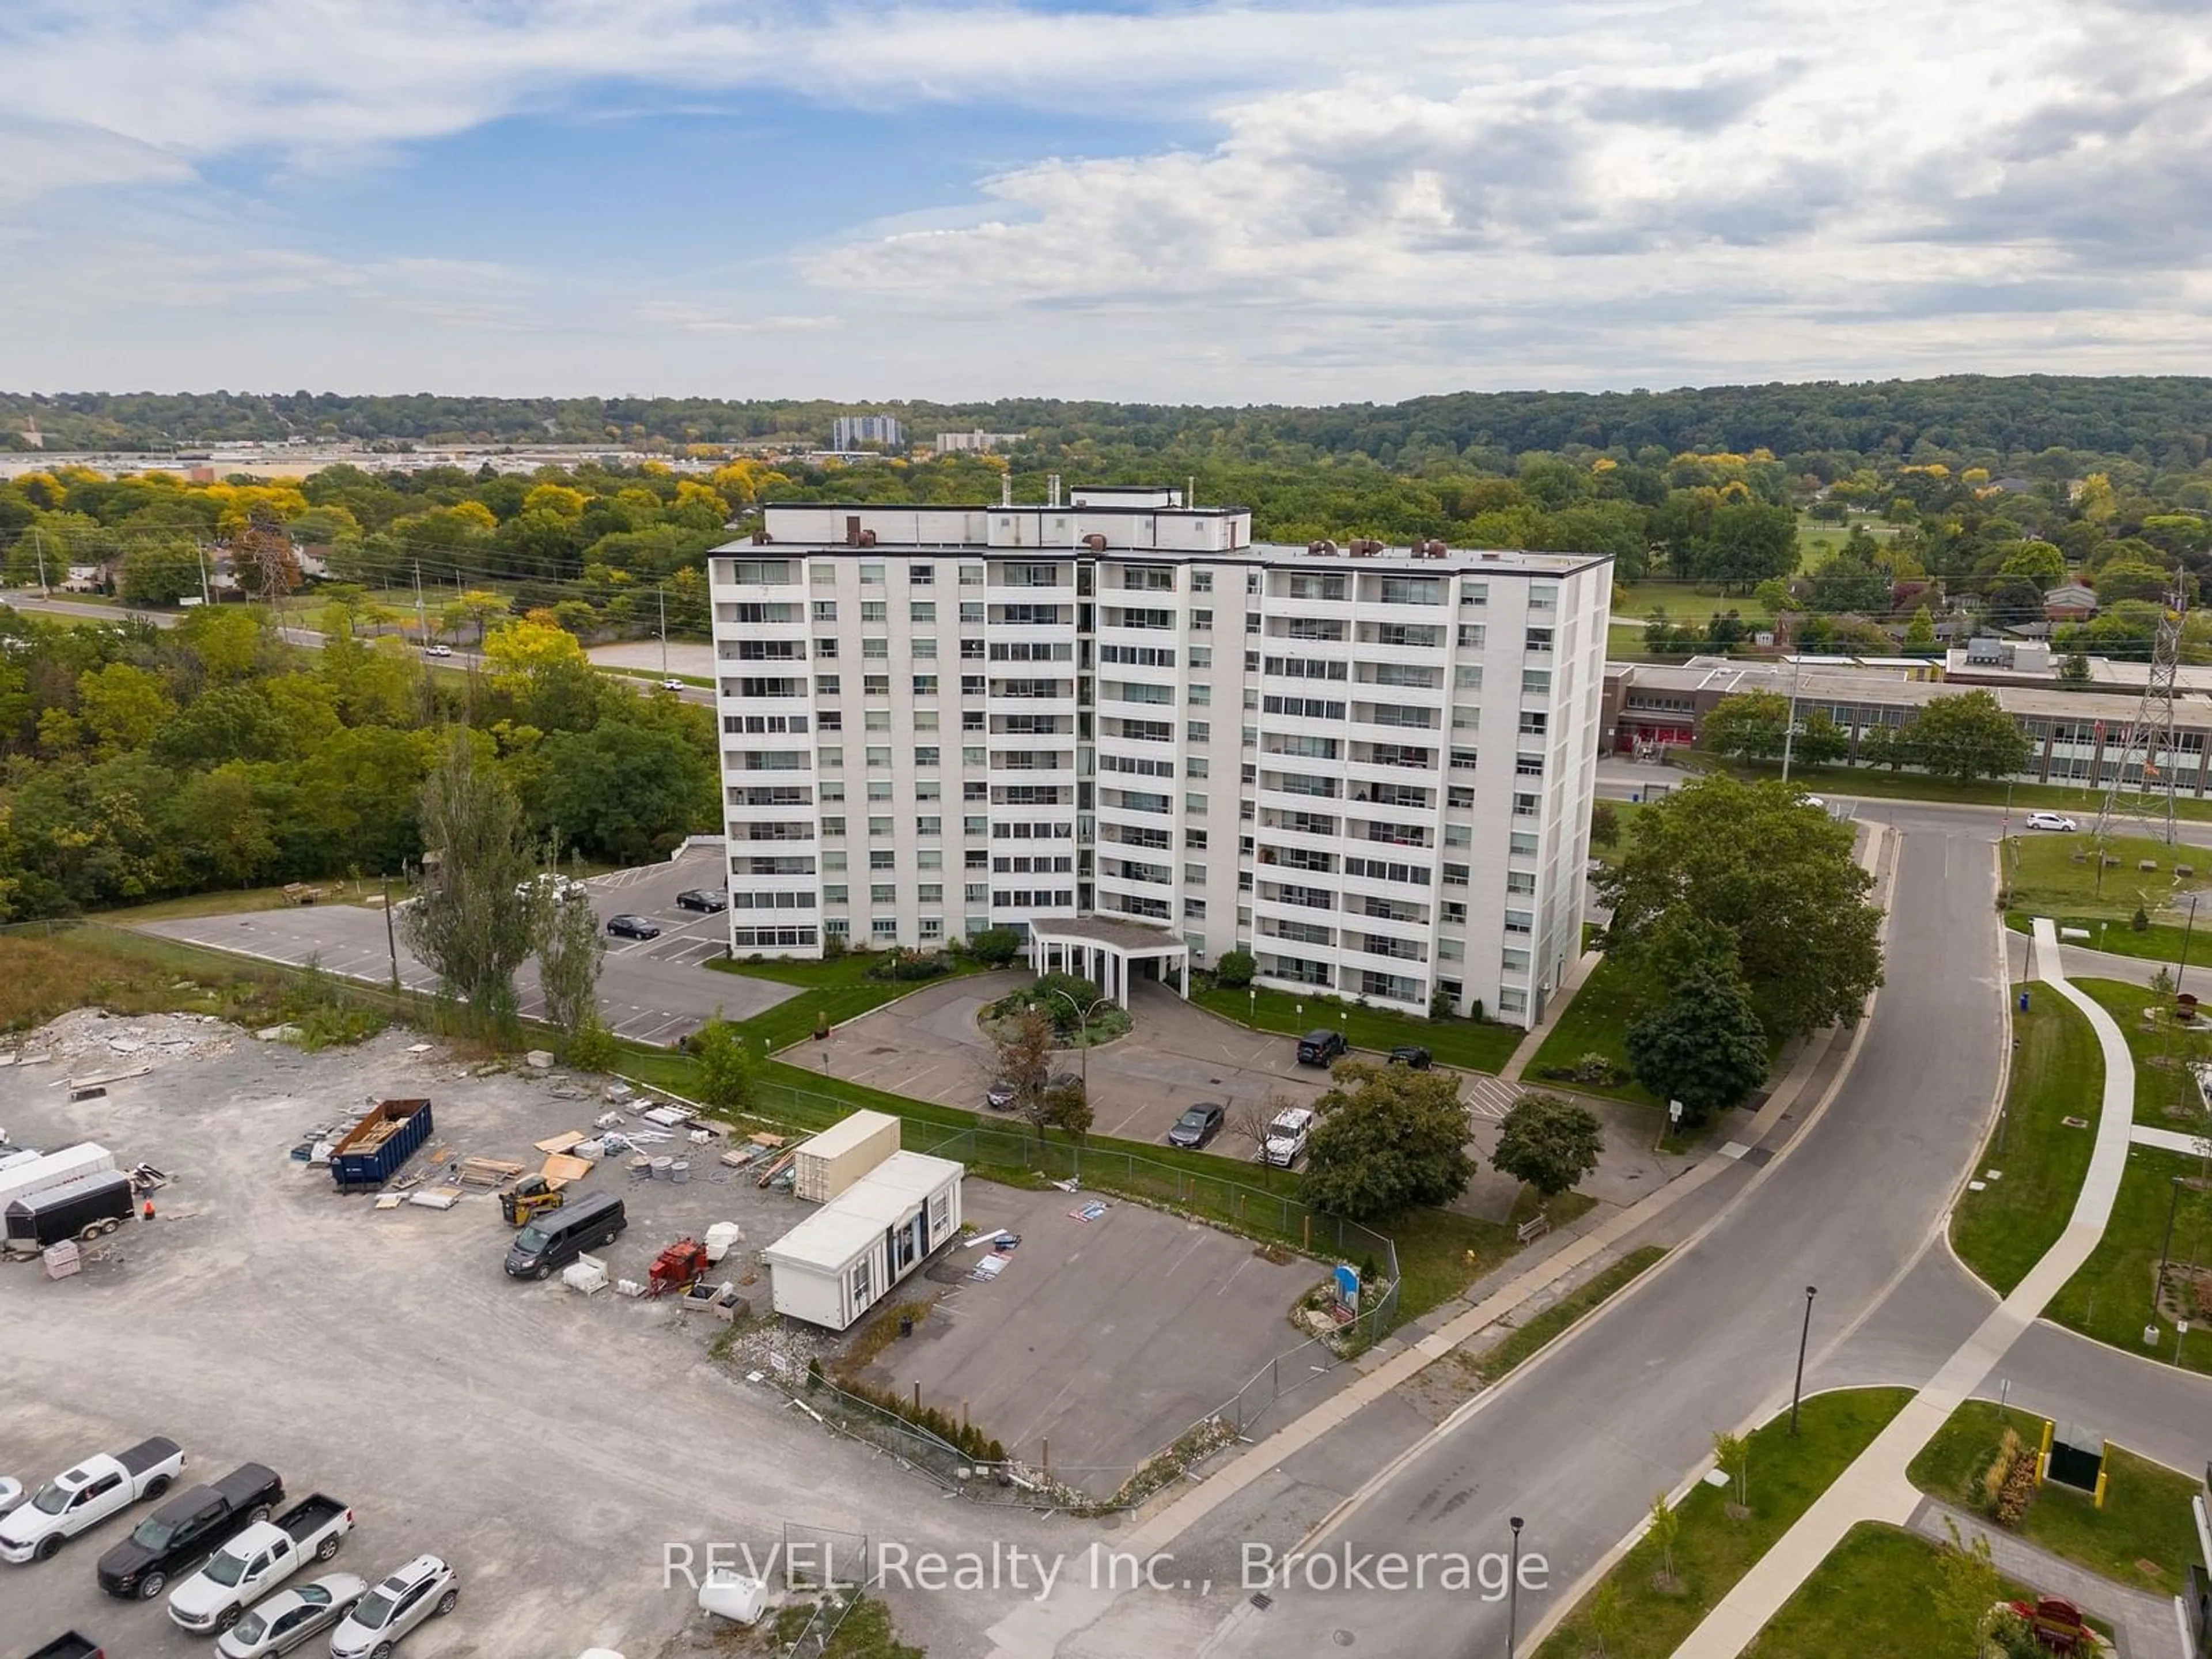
[820,931,849,962]
[862,948,953,983]
[562,1021,619,1073]
[1215,949,1256,990]
[1571,1052,1626,1085]
[2133,905,2150,932]
[968,927,1023,968]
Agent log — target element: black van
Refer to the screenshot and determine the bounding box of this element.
[505,1191,625,1279]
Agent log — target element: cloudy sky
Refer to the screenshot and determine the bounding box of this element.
[5,0,2210,402]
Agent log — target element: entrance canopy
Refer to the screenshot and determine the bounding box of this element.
[1027,916,1190,1002]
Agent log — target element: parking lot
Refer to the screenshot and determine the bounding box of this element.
[0,1017,1056,1659]
[812,978,1521,1153]
[866,1183,1321,1499]
[137,843,788,1046]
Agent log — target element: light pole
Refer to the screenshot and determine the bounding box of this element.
[1506,1516,1524,1657]
[1040,987,1113,1096]
[1790,1285,1817,1435]
[2179,894,2199,997]
[1779,654,1802,783]
[2156,1175,2186,1316]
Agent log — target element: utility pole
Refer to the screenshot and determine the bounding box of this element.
[196,543,211,608]
[31,525,50,597]
[412,560,429,648]
[2181,894,2200,998]
[382,874,401,993]
[658,585,669,678]
[1779,653,1802,783]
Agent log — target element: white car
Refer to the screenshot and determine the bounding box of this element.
[1260,1107,1317,1168]
[514,873,588,904]
[329,1554,457,1659]
[215,1572,366,1658]
[658,677,685,691]
[421,644,454,658]
[2025,812,2079,831]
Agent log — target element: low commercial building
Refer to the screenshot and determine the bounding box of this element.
[763,1150,964,1331]
[1604,656,2212,796]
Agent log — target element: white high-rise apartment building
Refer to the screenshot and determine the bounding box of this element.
[707,483,1611,1027]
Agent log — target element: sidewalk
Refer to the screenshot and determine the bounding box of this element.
[1497,946,1605,1082]
[1907,1498,2187,1659]
[1674,918,2145,1658]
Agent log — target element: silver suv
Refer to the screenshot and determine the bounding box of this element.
[328,1554,457,1659]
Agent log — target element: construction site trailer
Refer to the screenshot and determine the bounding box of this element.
[763,1151,963,1331]
[0,1144,116,1215]
[791,1109,900,1204]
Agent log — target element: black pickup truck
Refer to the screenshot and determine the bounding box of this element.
[96,1463,283,1600]
[26,1637,104,1659]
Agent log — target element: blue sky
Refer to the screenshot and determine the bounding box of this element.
[5,0,2211,402]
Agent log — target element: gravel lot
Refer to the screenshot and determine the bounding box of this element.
[0,1019,1093,1659]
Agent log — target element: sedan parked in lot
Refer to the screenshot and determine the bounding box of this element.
[675,888,728,912]
[2025,812,2079,831]
[214,1573,365,1659]
[1167,1101,1227,1149]
[605,914,661,940]
[328,1555,457,1659]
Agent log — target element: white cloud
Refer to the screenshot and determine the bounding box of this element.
[5,0,2212,396]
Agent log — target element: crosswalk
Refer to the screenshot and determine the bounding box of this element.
[1461,1071,1520,1121]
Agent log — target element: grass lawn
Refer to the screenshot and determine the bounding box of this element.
[2046,1141,2212,1377]
[100,883,365,923]
[1744,1522,2105,1659]
[1188,982,1522,1074]
[1474,1246,1665,1384]
[1523,953,1665,1108]
[1950,988,2103,1294]
[1615,581,1778,626]
[1999,829,2212,964]
[705,949,992,1052]
[1533,1387,1912,1659]
[1906,1399,2203,1593]
[2074,976,2212,1130]
[1696,757,2212,824]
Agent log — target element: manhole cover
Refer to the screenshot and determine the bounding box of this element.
[1332,1632,1355,1648]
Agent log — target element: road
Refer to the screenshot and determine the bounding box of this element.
[1,592,717,707]
[987,800,2012,1657]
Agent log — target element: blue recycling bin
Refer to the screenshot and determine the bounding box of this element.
[2018,991,2030,1013]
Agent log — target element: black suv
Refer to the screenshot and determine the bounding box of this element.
[1296,1029,1348,1067]
[1388,1045,1433,1070]
[97,1464,283,1600]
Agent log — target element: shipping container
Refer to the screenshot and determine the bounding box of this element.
[6,1171,135,1249]
[328,1100,434,1192]
[791,1109,900,1203]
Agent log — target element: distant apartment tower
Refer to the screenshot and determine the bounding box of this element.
[831,414,905,451]
[933,430,1025,456]
[706,483,1611,1027]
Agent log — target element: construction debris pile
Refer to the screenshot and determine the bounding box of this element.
[9,1009,238,1070]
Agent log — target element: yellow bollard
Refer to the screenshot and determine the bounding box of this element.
[2093,1468,2108,1510]
[2036,1418,2054,1486]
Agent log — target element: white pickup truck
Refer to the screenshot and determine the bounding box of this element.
[0,1438,184,1563]
[168,1494,354,1634]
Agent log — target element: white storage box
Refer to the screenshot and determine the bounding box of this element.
[562,1252,609,1295]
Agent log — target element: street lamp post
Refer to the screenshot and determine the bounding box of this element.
[1779,654,1802,784]
[2179,894,2200,998]
[1040,987,1113,1096]
[1790,1286,1817,1436]
[2156,1175,2186,1316]
[1506,1516,1525,1657]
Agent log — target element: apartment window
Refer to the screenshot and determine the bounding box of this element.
[1191,570,1214,593]
[1515,752,1544,777]
[818,712,843,734]
[1186,756,1210,778]
[962,675,987,695]
[1187,720,1211,743]
[816,673,840,695]
[916,747,940,768]
[964,815,988,836]
[863,675,890,697]
[730,559,794,585]
[910,601,936,624]
[861,600,888,624]
[1184,897,1207,919]
[815,638,838,659]
[1122,565,1175,591]
[914,675,939,696]
[862,638,889,661]
[1377,577,1442,606]
[1458,624,1487,649]
[1445,825,1472,848]
[1187,683,1212,707]
[1455,664,1483,690]
[820,782,846,803]
[821,816,846,836]
[823,884,849,904]
[1442,863,1470,887]
[964,745,986,766]
[1509,831,1540,857]
[1505,908,1533,935]
[1528,583,1557,611]
[816,746,844,769]
[1437,938,1464,961]
[1191,609,1213,631]
[960,602,984,624]
[910,562,936,586]
[1185,828,1209,850]
[1190,645,1211,668]
[1519,711,1548,737]
[913,711,939,733]
[1448,785,1475,808]
[960,564,984,586]
[920,916,945,941]
[1185,791,1209,813]
[872,918,898,940]
[1452,706,1479,732]
[1450,748,1479,771]
[1506,871,1536,896]
[859,562,885,585]
[1513,790,1540,817]
[1522,669,1552,695]
[1461,581,1487,607]
[823,851,849,872]
[869,815,893,836]
[812,563,837,588]
[811,600,838,623]
[917,849,944,870]
[1525,627,1553,654]
[1445,900,1469,924]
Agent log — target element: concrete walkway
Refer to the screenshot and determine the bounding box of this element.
[1907,1497,2187,1659]
[1498,946,1605,1082]
[2133,1123,2211,1156]
[1675,917,2145,1658]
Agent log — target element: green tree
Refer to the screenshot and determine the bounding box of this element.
[1490,1094,1603,1199]
[1626,961,1771,1122]
[1597,774,1883,1040]
[2093,558,2174,606]
[533,885,605,1040]
[1588,799,1620,851]
[1805,549,1889,614]
[1699,691,1791,761]
[77,662,175,757]
[1794,709,1850,767]
[1301,1061,1475,1222]
[399,732,539,1029]
[691,1016,759,1112]
[967,926,1022,968]
[988,1006,1056,1135]
[1712,1429,1749,1510]
[537,718,713,865]
[1037,1075,1094,1145]
[118,538,205,605]
[1905,604,1938,651]
[1901,691,2032,782]
[1933,1517,2002,1658]
[1647,1493,1681,1591]
[1698,500,1798,591]
[1214,948,1256,988]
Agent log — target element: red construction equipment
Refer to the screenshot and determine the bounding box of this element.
[645,1238,709,1299]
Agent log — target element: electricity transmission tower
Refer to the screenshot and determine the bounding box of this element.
[2093,583,2187,847]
